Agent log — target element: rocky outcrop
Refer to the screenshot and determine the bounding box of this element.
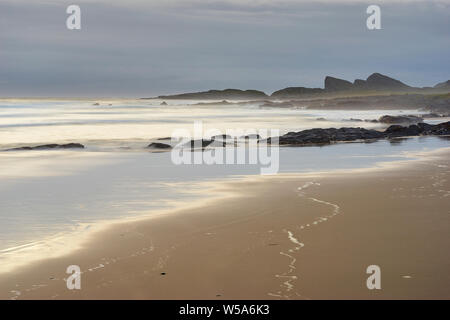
[274,127,384,145]
[383,125,423,138]
[384,122,450,138]
[154,89,268,100]
[422,121,450,135]
[270,73,421,98]
[271,121,449,146]
[378,115,423,124]
[365,73,410,90]
[324,76,354,91]
[271,87,323,98]
[353,79,367,89]
[5,143,85,151]
[144,73,449,101]
[325,73,411,92]
[183,139,214,149]
[148,142,172,149]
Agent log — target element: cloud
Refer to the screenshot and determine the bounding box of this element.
[0,0,449,97]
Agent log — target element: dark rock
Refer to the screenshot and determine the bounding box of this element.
[183,139,213,149]
[277,127,384,146]
[384,124,422,138]
[5,143,85,151]
[347,118,363,122]
[353,79,367,89]
[325,76,354,91]
[324,73,411,93]
[272,121,450,147]
[316,118,327,121]
[160,101,168,106]
[422,121,450,135]
[147,142,172,149]
[156,89,268,100]
[417,122,433,130]
[378,115,423,124]
[270,87,323,98]
[365,73,410,91]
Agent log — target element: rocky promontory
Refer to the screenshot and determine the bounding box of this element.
[151,89,268,100]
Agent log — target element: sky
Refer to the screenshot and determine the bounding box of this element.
[0,0,449,97]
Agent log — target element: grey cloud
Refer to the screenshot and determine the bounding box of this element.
[0,0,448,97]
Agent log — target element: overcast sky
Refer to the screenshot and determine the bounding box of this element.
[0,0,449,97]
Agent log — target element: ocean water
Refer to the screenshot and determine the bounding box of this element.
[0,99,448,272]
[0,98,433,150]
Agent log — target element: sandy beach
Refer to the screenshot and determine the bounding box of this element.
[2,0,450,307]
[0,148,449,300]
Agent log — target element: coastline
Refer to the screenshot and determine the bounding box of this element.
[0,147,449,300]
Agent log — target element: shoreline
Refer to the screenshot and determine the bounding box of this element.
[0,147,449,299]
[0,146,448,275]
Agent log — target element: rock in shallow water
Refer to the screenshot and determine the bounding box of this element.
[147,142,172,149]
[182,139,213,149]
[378,115,423,124]
[5,143,85,151]
[275,127,384,145]
[271,121,449,146]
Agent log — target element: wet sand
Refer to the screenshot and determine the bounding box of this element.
[0,149,449,300]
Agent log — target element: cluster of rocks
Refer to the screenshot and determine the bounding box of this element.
[384,122,450,138]
[273,127,385,145]
[147,134,263,150]
[5,121,448,152]
[273,121,450,146]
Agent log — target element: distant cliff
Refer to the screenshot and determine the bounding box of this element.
[154,89,268,100]
[325,73,411,92]
[143,73,449,100]
[271,87,324,99]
